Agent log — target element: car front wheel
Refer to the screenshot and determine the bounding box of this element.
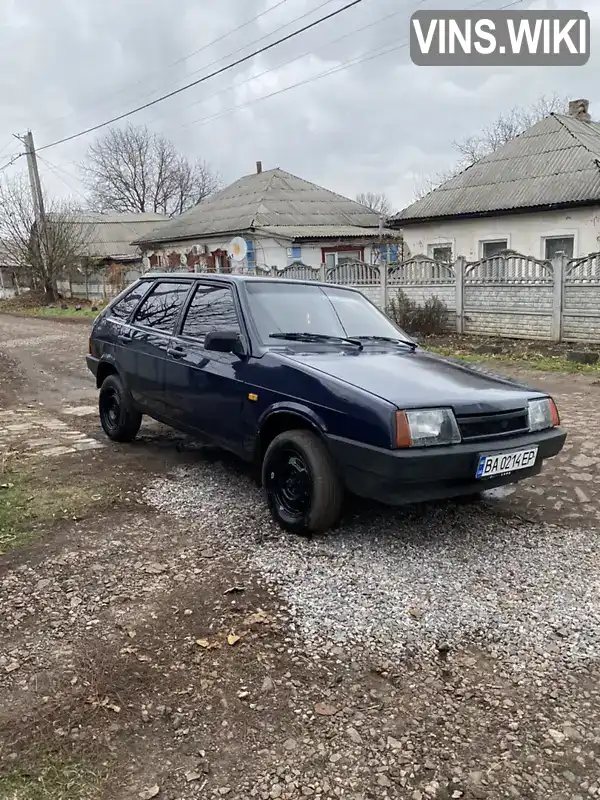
[262,429,343,535]
[99,373,142,442]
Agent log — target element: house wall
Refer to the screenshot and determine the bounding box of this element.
[401,207,600,261]
[0,268,16,298]
[143,235,377,272]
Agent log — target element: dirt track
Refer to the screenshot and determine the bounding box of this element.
[2,313,600,800]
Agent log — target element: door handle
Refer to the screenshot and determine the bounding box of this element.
[167,345,187,359]
[118,329,133,342]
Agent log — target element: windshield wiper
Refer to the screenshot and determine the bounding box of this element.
[355,335,417,351]
[269,332,363,350]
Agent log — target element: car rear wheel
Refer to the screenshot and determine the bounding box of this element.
[99,374,142,443]
[262,429,343,535]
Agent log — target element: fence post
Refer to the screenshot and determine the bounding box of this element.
[319,261,326,282]
[380,262,388,311]
[455,256,465,334]
[551,255,565,342]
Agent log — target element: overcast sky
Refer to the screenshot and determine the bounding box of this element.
[0,0,598,213]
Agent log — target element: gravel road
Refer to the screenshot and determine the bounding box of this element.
[2,313,600,800]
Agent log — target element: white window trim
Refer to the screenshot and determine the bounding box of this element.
[427,242,454,261]
[541,232,578,260]
[325,250,362,267]
[479,236,511,258]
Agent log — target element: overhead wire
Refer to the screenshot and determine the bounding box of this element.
[33,0,528,176]
[37,0,365,152]
[78,0,340,124]
[143,0,425,129]
[51,0,422,170]
[45,0,294,129]
[164,0,529,133]
[0,153,25,174]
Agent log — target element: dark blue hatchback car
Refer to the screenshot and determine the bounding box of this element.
[87,273,566,534]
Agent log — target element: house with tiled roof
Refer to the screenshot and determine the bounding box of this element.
[134,163,402,273]
[391,99,600,263]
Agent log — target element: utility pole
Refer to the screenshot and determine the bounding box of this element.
[17,130,50,293]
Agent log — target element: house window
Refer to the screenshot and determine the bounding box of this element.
[428,243,452,262]
[287,246,302,260]
[481,239,508,258]
[245,238,256,272]
[544,236,574,260]
[322,248,363,268]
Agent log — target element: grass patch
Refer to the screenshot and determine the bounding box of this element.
[0,306,100,321]
[0,470,103,553]
[0,295,106,322]
[0,756,104,800]
[428,345,600,374]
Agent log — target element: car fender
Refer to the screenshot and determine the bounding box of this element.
[258,401,328,434]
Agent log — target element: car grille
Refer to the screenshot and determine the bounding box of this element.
[457,409,529,443]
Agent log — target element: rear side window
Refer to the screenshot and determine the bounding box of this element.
[181,284,240,342]
[109,281,150,320]
[133,281,191,333]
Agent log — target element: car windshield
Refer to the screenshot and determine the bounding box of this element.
[245,281,411,344]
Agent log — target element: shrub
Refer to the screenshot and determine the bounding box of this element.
[387,289,448,336]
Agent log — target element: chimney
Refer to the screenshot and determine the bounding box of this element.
[256,161,262,174]
[568,99,591,123]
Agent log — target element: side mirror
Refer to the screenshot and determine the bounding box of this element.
[204,330,245,356]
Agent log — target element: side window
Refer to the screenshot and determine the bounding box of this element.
[109,281,151,320]
[181,285,240,342]
[133,281,190,333]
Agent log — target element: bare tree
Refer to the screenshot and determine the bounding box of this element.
[355,191,393,216]
[80,124,222,217]
[414,93,568,199]
[0,172,93,300]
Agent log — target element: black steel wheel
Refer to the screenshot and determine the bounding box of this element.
[262,429,343,535]
[99,373,142,443]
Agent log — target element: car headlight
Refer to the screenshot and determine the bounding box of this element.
[395,408,461,448]
[528,397,560,432]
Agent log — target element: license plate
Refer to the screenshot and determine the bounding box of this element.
[476,447,538,479]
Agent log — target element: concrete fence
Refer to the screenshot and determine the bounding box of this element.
[56,268,142,301]
[258,251,600,343]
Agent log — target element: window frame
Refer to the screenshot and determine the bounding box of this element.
[107,279,155,323]
[427,242,453,262]
[542,234,576,261]
[130,278,193,335]
[174,280,247,349]
[480,238,509,259]
[321,245,364,266]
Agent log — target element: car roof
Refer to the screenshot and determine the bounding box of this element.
[139,272,361,290]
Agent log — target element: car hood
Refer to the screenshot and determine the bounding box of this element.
[281,347,544,414]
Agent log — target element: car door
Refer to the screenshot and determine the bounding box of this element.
[163,282,247,451]
[121,280,192,416]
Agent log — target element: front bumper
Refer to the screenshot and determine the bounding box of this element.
[86,354,100,377]
[326,427,567,505]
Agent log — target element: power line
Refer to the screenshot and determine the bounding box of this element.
[117,0,339,116]
[51,0,419,170]
[163,0,527,133]
[145,0,423,129]
[45,0,294,129]
[37,0,365,153]
[0,153,25,173]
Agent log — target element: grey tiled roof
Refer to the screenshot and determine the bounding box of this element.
[257,225,400,239]
[394,114,600,223]
[134,169,383,245]
[48,211,170,259]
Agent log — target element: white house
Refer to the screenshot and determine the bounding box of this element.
[134,163,402,273]
[392,99,600,263]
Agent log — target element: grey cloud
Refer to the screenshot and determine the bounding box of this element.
[0,0,597,211]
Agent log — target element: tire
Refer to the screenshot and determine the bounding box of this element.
[262,429,344,535]
[98,373,142,443]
